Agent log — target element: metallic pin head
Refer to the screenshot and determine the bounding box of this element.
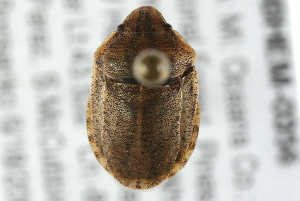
[133,49,170,86]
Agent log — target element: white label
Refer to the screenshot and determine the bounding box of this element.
[0,0,299,201]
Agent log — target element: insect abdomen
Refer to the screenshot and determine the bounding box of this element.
[100,81,182,188]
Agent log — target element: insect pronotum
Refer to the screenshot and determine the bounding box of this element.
[87,6,200,190]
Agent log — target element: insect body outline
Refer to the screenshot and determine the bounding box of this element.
[87,6,200,190]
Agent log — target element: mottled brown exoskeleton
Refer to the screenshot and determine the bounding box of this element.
[87,6,200,190]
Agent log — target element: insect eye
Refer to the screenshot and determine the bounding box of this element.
[117,24,124,31]
[163,23,173,30]
[133,49,170,86]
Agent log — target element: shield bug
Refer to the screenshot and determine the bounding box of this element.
[87,6,200,190]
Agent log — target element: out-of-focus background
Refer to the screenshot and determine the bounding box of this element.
[0,0,299,201]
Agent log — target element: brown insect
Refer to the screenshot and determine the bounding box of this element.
[86,6,200,190]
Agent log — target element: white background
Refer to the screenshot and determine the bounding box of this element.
[289,1,300,104]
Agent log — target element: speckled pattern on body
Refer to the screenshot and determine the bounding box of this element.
[86,6,200,190]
